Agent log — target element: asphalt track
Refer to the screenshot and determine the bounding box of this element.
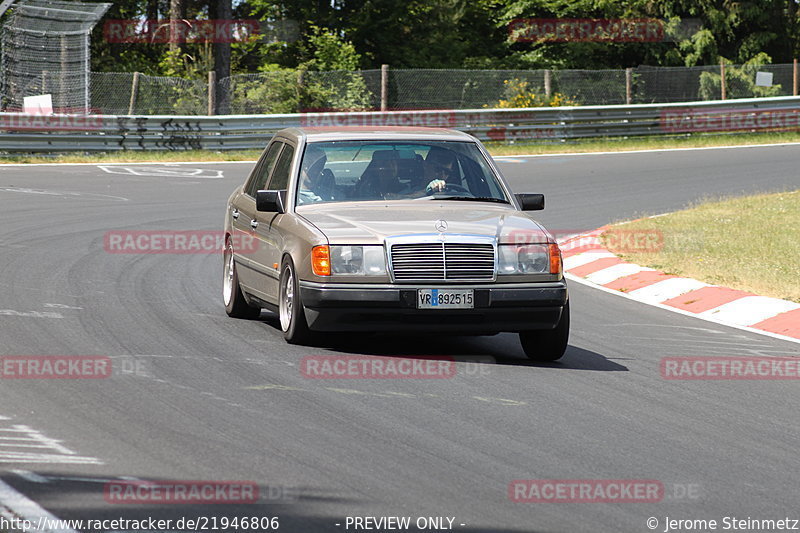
[0,144,798,533]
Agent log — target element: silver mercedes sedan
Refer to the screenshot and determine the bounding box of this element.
[223,127,569,361]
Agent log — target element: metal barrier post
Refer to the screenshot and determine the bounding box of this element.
[625,68,632,105]
[544,70,551,99]
[381,64,389,111]
[720,60,726,100]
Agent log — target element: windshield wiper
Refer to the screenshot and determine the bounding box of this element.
[432,196,510,204]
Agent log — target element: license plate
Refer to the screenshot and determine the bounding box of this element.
[417,289,474,309]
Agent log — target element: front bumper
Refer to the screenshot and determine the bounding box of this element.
[299,281,567,333]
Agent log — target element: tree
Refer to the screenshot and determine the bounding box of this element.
[211,0,232,113]
[169,0,184,55]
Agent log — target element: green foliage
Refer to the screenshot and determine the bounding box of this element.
[300,25,361,71]
[230,67,303,114]
[156,48,209,114]
[297,26,373,110]
[83,0,800,113]
[89,0,800,74]
[698,53,782,100]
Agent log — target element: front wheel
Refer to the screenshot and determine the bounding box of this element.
[279,257,314,345]
[519,302,570,361]
[223,238,261,319]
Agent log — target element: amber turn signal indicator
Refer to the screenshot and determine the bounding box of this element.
[549,243,562,275]
[312,245,331,276]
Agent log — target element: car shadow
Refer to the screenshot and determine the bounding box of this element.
[255,311,626,372]
[316,333,628,372]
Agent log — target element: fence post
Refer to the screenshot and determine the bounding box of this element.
[794,59,798,96]
[381,64,389,111]
[127,71,140,115]
[208,71,217,115]
[720,60,726,100]
[625,68,632,104]
[544,69,551,98]
[59,35,68,109]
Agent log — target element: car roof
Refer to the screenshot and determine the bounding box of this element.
[275,127,476,144]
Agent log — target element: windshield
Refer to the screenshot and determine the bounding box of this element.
[296,141,508,205]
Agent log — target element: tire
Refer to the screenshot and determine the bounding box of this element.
[223,237,261,319]
[519,302,570,361]
[279,257,314,345]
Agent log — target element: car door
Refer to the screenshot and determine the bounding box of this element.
[232,140,283,291]
[252,142,295,302]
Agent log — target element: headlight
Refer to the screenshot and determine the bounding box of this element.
[498,244,550,274]
[330,245,387,276]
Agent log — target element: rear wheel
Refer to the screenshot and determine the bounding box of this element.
[279,257,314,345]
[223,238,261,319]
[519,302,570,361]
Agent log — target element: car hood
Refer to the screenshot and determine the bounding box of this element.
[297,201,552,245]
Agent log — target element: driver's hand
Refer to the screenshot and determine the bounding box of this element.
[426,179,446,194]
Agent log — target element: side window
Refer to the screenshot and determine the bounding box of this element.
[245,142,283,197]
[266,144,295,191]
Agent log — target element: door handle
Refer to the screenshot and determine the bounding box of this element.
[250,219,258,229]
[231,208,239,219]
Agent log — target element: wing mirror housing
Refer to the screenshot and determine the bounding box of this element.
[256,190,286,213]
[515,193,545,211]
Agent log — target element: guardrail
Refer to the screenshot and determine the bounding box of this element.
[1,95,800,152]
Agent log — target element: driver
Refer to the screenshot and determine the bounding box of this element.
[298,146,339,203]
[423,147,460,194]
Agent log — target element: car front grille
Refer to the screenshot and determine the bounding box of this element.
[390,242,495,282]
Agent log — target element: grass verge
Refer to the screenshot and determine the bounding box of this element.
[3,131,800,164]
[603,190,800,303]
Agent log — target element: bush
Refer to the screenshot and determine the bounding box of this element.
[493,79,576,108]
[699,54,782,100]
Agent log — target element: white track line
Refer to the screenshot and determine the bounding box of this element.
[494,141,800,159]
[0,452,103,464]
[0,478,78,533]
[0,160,256,167]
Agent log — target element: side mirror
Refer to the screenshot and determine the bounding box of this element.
[256,190,286,213]
[515,193,545,211]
